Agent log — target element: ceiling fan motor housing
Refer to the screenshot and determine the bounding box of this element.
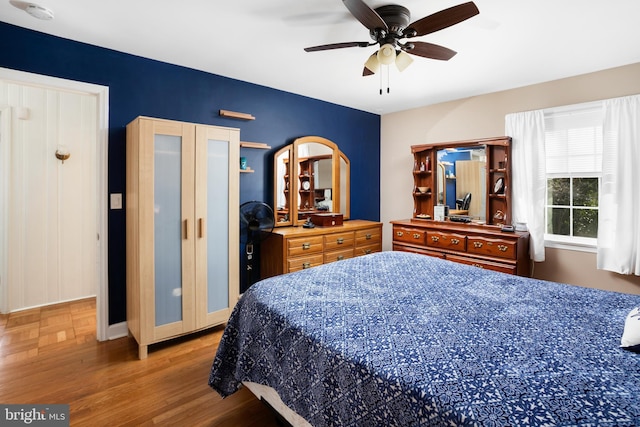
[371,5,411,42]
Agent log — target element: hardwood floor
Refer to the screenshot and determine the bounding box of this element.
[0,298,281,426]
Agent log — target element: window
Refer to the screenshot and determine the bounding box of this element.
[544,103,603,249]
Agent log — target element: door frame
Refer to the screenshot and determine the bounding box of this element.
[0,67,110,341]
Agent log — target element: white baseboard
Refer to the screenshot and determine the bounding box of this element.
[107,321,128,340]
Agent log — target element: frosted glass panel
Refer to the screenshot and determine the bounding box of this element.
[154,134,182,326]
[207,139,229,313]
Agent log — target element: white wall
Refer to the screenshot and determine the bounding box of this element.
[381,62,640,295]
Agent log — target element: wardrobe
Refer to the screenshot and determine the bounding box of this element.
[126,116,239,359]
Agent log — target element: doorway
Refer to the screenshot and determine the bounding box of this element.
[0,68,109,340]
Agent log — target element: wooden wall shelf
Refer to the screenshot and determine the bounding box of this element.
[240,141,271,149]
[219,110,255,121]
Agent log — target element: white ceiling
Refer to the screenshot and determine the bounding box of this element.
[3,0,640,115]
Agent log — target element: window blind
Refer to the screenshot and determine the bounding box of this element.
[544,104,603,175]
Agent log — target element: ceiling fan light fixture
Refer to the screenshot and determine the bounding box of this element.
[395,51,413,72]
[364,53,380,74]
[376,43,396,65]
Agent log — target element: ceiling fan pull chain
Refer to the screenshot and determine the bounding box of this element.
[387,66,391,94]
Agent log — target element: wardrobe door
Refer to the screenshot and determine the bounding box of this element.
[145,119,196,341]
[194,125,239,327]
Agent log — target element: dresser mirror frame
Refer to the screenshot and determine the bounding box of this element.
[412,136,511,226]
[273,136,350,227]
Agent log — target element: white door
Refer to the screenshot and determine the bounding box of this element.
[0,80,97,311]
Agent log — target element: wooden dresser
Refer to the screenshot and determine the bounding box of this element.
[391,219,531,276]
[260,220,382,279]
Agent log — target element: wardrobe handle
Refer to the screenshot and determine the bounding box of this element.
[198,218,205,238]
[184,219,189,239]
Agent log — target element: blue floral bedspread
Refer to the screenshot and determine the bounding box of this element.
[209,251,640,426]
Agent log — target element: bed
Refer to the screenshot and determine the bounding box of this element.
[209,251,640,426]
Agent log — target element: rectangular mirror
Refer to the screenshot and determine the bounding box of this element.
[273,145,292,226]
[436,146,486,221]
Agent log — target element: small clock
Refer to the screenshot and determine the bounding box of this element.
[301,181,311,190]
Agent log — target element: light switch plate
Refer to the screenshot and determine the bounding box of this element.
[110,193,123,210]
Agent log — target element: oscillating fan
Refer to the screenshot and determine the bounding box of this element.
[240,201,275,292]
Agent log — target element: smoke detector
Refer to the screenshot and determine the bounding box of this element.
[26,3,54,20]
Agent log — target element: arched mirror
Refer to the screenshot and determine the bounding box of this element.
[273,136,350,227]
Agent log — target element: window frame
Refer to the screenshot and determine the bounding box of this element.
[542,101,603,253]
[544,173,600,253]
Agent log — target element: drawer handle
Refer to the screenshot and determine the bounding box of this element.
[474,242,483,248]
[337,255,344,261]
[472,263,484,269]
[337,237,344,244]
[498,245,508,252]
[413,233,421,239]
[365,233,372,240]
[431,236,439,242]
[302,243,311,250]
[396,231,404,237]
[302,262,311,269]
[451,238,460,245]
[364,249,372,254]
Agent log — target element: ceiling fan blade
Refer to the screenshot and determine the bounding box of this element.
[304,41,371,52]
[405,2,479,38]
[342,0,388,32]
[362,67,375,77]
[405,41,457,61]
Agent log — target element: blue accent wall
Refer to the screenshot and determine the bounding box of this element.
[0,22,381,325]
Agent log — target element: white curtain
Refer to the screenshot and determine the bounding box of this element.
[505,110,547,262]
[597,95,640,274]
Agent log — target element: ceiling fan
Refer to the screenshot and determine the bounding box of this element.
[304,0,479,76]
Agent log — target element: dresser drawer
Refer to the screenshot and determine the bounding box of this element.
[426,231,466,251]
[446,254,517,275]
[356,242,381,257]
[288,254,324,272]
[355,227,381,246]
[467,236,516,260]
[324,232,355,251]
[324,248,354,263]
[393,226,426,245]
[394,244,444,258]
[287,236,324,257]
